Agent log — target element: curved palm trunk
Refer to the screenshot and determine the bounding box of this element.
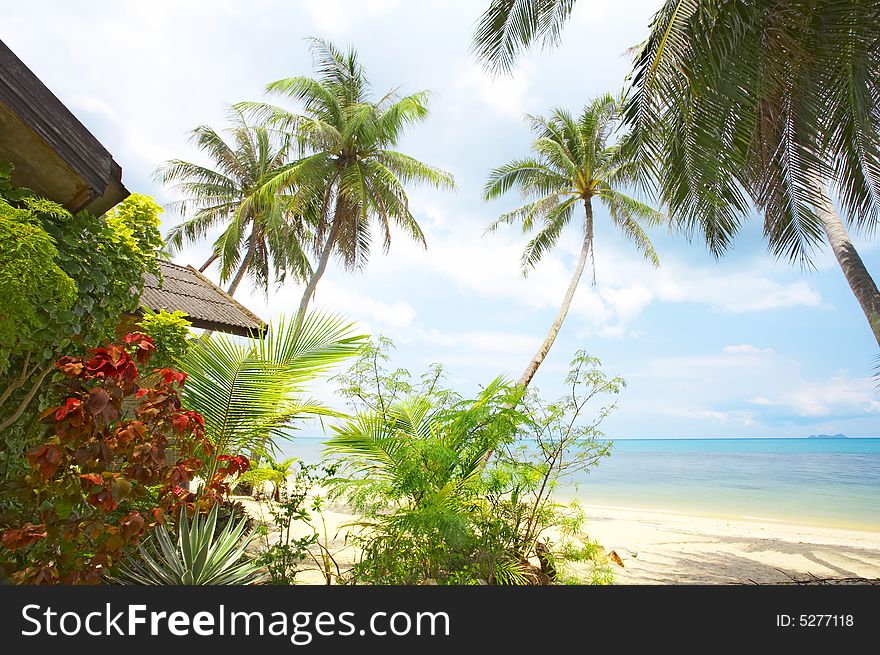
[226,242,255,297]
[518,200,594,388]
[815,193,880,347]
[295,219,340,327]
[200,253,219,272]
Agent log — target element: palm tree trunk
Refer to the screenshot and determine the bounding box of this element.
[295,220,340,325]
[518,200,594,388]
[200,253,219,272]
[815,193,880,347]
[226,242,255,297]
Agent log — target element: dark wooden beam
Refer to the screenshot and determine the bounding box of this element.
[0,39,128,215]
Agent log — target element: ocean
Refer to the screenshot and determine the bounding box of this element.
[278,437,880,531]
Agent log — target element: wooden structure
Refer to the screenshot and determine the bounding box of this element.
[1,40,266,335]
[0,38,128,215]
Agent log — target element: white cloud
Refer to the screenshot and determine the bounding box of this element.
[777,375,879,417]
[724,344,775,355]
[458,62,535,120]
[301,0,401,37]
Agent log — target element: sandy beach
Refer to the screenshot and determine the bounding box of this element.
[581,505,880,584]
[240,495,880,585]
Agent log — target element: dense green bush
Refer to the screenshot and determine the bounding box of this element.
[0,198,77,369]
[0,166,164,474]
[138,309,193,370]
[326,340,618,585]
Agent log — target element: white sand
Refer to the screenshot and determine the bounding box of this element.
[239,495,880,584]
[582,504,880,584]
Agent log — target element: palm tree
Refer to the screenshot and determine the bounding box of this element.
[234,455,298,501]
[472,0,576,74]
[157,108,313,296]
[624,0,880,346]
[238,38,455,322]
[473,0,880,347]
[484,95,662,387]
[179,312,367,483]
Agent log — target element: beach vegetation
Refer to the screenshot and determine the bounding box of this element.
[178,312,366,484]
[324,339,617,585]
[114,503,263,585]
[252,460,337,585]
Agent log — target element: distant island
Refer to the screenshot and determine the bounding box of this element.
[807,433,848,439]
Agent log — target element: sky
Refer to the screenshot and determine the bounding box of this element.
[2,0,880,438]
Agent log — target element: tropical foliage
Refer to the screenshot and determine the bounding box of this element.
[624,0,880,344]
[238,38,456,321]
[0,173,164,467]
[324,340,614,585]
[473,0,880,346]
[0,333,209,584]
[114,503,263,585]
[157,109,313,296]
[235,454,298,501]
[485,95,662,387]
[138,309,193,371]
[178,312,366,483]
[473,0,576,74]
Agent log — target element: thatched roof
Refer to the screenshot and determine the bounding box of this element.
[140,261,266,337]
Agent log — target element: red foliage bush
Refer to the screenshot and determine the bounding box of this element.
[0,332,247,584]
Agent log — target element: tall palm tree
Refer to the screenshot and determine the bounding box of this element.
[485,95,663,388]
[473,0,880,348]
[238,38,455,322]
[157,108,313,296]
[625,0,880,346]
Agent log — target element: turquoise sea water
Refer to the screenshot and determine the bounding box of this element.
[279,437,880,531]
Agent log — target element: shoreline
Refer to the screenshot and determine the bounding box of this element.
[563,499,880,535]
[241,493,880,585]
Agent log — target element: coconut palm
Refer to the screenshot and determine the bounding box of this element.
[474,0,880,347]
[156,108,313,296]
[238,38,455,323]
[472,0,576,74]
[625,0,880,346]
[234,455,299,501]
[484,95,663,388]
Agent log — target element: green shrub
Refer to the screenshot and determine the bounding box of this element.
[0,199,77,369]
[327,339,619,585]
[0,166,165,473]
[138,309,192,370]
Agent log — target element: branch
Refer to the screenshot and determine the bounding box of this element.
[0,363,55,432]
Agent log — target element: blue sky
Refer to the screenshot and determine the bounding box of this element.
[3,0,880,438]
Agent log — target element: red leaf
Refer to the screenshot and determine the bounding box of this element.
[27,444,63,478]
[1,523,47,551]
[54,398,82,422]
[119,512,144,540]
[79,473,103,486]
[87,388,111,415]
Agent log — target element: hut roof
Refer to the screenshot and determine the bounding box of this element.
[141,261,266,337]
